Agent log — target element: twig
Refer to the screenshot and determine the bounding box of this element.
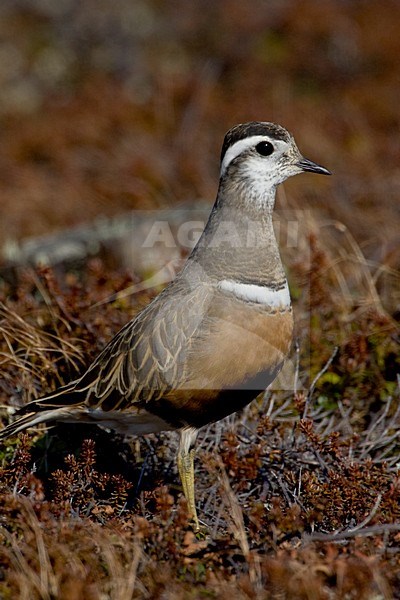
[304,522,400,543]
[347,493,382,533]
[304,346,338,419]
[293,339,300,395]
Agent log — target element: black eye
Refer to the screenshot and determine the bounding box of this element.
[256,141,274,156]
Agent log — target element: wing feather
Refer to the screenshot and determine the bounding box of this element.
[75,278,214,410]
[0,276,214,442]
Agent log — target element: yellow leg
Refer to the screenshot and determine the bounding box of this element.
[177,447,199,531]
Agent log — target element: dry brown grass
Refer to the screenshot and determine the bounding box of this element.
[0,251,399,598]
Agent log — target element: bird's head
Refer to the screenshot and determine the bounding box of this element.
[220,122,331,191]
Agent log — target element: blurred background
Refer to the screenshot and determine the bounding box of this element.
[1,6,400,591]
[0,0,399,312]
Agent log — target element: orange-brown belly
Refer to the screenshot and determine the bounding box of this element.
[148,296,293,428]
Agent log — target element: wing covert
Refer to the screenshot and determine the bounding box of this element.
[75,279,213,411]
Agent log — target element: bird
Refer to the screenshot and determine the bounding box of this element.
[0,122,330,530]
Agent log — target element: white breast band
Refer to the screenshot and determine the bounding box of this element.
[218,279,291,307]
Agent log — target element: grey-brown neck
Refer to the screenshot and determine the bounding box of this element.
[184,179,286,288]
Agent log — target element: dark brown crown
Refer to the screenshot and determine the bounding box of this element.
[220,122,292,164]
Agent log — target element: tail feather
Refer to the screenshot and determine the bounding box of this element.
[0,407,81,441]
[0,382,86,442]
